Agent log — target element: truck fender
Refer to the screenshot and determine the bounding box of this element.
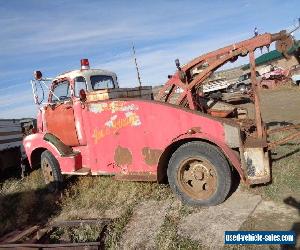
[157,133,246,183]
[23,133,78,173]
[24,133,59,166]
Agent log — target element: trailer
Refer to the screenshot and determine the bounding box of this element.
[0,119,24,175]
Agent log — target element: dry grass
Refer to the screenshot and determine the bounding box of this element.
[57,176,172,221]
[155,202,201,249]
[105,205,134,249]
[248,131,300,202]
[261,82,300,92]
[0,173,174,246]
[0,170,59,236]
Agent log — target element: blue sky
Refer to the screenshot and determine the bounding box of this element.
[0,0,299,118]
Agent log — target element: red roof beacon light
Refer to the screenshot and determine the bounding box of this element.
[80,59,90,70]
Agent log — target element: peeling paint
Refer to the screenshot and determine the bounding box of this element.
[114,146,132,166]
[189,127,202,133]
[89,101,138,114]
[142,147,163,165]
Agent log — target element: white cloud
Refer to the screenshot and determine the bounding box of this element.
[0,103,36,119]
[0,1,242,56]
[98,31,250,87]
[0,89,33,107]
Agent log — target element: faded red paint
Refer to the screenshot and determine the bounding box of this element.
[44,78,79,146]
[24,96,242,179]
[23,133,81,173]
[44,102,79,146]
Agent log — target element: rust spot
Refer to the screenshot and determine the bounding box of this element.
[189,127,202,134]
[142,147,163,165]
[114,146,132,165]
[44,133,73,156]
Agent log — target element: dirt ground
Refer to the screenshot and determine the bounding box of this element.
[241,87,300,125]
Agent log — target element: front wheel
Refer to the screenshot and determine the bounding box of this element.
[167,141,232,206]
[41,150,63,192]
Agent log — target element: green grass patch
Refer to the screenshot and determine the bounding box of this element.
[49,224,103,243]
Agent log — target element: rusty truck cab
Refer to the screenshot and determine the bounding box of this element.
[40,60,119,147]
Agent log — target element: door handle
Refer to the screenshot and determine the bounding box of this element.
[64,105,72,110]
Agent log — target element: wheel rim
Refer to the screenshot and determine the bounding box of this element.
[41,158,54,184]
[176,157,217,200]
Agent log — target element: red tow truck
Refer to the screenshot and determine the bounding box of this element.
[24,28,300,206]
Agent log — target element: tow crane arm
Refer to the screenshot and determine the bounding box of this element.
[157,29,299,139]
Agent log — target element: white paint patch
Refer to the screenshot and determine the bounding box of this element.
[89,102,139,114]
[89,103,108,113]
[75,120,83,140]
[105,115,117,127]
[119,104,138,113]
[124,112,141,126]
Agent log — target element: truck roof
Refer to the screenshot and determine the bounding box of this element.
[55,68,117,81]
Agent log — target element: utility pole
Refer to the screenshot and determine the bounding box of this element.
[132,44,142,90]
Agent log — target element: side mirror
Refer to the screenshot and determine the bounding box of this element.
[175,58,181,69]
[79,89,87,102]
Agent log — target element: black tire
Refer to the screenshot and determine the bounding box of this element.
[41,150,63,192]
[167,141,232,206]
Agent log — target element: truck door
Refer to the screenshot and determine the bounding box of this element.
[44,79,79,146]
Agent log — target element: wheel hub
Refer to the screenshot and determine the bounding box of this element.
[177,158,217,200]
[41,158,54,184]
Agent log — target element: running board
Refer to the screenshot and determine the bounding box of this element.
[62,167,91,175]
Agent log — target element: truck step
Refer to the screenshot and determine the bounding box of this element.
[62,167,91,175]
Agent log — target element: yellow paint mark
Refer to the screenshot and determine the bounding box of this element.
[93,112,141,143]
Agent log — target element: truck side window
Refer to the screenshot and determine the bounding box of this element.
[51,80,71,102]
[91,75,114,90]
[74,76,87,97]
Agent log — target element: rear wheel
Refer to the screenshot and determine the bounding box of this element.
[41,150,63,192]
[167,141,232,206]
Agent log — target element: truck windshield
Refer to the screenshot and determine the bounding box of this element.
[91,75,114,90]
[51,80,71,102]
